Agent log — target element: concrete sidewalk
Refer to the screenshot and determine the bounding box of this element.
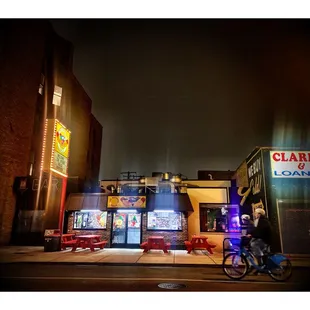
[0,246,309,267]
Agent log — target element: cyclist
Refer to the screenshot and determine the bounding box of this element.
[247,208,272,269]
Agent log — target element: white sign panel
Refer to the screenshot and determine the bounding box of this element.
[270,151,310,178]
[52,152,68,175]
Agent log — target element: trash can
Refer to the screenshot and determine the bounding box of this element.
[44,234,61,252]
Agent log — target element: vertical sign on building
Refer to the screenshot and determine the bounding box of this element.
[41,119,71,177]
[237,149,268,216]
[51,120,71,177]
[40,118,71,231]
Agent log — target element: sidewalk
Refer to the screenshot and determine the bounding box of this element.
[0,246,309,267]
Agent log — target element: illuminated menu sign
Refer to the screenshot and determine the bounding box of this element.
[147,211,182,231]
[41,119,71,178]
[51,120,71,177]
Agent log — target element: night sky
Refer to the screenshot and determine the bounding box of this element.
[51,19,310,180]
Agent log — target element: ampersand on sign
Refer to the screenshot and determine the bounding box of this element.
[298,163,305,170]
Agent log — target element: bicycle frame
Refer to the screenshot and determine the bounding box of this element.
[269,253,288,265]
[238,248,269,273]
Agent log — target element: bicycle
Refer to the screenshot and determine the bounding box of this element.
[222,237,292,282]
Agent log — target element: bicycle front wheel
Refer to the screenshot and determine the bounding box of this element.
[222,253,249,280]
[268,257,292,282]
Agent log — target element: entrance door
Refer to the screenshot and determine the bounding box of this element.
[111,212,141,248]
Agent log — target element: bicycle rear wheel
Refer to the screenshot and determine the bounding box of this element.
[268,257,292,282]
[222,253,249,280]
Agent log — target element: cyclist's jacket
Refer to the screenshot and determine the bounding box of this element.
[251,215,272,244]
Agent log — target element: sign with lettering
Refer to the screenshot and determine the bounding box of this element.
[107,196,146,208]
[50,119,71,177]
[32,177,59,191]
[237,149,267,216]
[270,151,310,178]
[52,152,68,175]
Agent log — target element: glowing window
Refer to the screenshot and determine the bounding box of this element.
[52,85,62,106]
[73,211,107,230]
[200,204,240,233]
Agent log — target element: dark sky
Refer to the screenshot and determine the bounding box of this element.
[51,19,310,180]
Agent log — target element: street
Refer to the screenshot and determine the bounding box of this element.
[1,263,310,291]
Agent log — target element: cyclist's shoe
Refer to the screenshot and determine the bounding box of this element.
[253,265,267,275]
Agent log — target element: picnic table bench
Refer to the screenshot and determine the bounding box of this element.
[61,234,77,250]
[184,235,216,254]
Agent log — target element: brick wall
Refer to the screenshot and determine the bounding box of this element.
[86,114,103,186]
[0,21,49,244]
[67,75,92,184]
[0,20,97,245]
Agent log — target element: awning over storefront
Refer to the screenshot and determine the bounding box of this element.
[146,193,194,212]
[65,193,108,211]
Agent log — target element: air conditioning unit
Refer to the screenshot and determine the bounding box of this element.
[145,177,160,186]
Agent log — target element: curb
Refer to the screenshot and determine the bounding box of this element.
[0,261,309,269]
[0,261,223,268]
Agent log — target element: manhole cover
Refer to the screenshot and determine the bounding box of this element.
[158,283,186,290]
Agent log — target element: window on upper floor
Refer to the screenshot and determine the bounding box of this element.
[38,74,45,95]
[52,85,62,106]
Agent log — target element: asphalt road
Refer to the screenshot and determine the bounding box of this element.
[1,263,310,292]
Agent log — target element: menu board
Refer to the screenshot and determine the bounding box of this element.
[74,211,107,230]
[147,211,182,231]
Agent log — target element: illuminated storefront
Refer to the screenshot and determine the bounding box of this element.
[65,192,193,249]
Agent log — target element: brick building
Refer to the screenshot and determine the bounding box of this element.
[0,20,102,245]
[85,114,103,189]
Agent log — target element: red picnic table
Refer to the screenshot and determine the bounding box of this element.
[140,236,171,253]
[71,234,107,252]
[184,235,216,254]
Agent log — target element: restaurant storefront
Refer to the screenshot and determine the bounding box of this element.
[64,179,239,252]
[64,192,193,249]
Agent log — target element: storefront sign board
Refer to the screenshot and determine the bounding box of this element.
[107,196,146,208]
[270,151,310,178]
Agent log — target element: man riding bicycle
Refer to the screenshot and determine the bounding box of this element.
[247,208,272,269]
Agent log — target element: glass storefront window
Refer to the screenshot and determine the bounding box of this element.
[73,210,107,230]
[200,204,240,233]
[147,211,182,231]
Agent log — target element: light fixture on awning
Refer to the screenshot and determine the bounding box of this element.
[80,209,101,212]
[154,210,174,213]
[117,209,137,213]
